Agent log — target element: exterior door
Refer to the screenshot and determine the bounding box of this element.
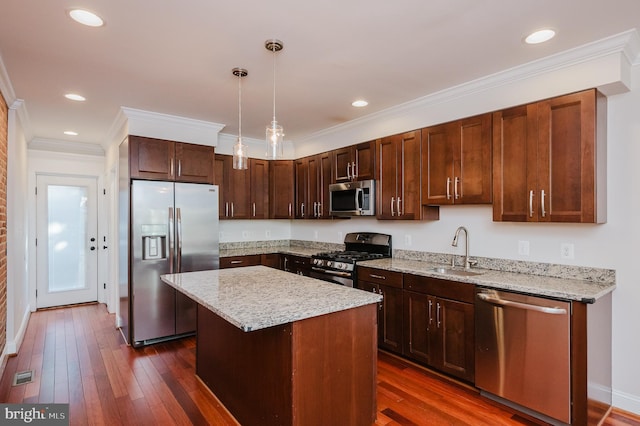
[36,175,99,308]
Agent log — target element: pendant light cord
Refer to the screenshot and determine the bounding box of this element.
[238,71,242,140]
[272,44,277,122]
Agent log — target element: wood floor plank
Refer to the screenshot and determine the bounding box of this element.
[1,303,638,426]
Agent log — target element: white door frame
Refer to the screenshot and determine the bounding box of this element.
[27,150,107,312]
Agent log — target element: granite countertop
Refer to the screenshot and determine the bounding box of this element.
[161,266,382,332]
[220,246,319,258]
[359,258,615,303]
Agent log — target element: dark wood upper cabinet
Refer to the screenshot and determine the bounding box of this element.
[377,132,422,220]
[333,141,375,182]
[129,136,214,184]
[215,154,250,219]
[493,89,606,223]
[295,152,333,219]
[269,160,295,219]
[249,159,269,219]
[421,113,492,205]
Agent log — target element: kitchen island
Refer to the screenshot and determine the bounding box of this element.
[161,266,382,426]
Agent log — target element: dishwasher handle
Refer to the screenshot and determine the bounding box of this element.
[477,292,567,315]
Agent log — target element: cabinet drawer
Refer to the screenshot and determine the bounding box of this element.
[220,255,261,269]
[357,266,403,289]
[404,274,475,303]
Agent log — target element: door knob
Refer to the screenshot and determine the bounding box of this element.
[90,246,96,251]
[90,237,96,242]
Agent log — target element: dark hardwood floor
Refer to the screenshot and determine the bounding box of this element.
[0,303,638,426]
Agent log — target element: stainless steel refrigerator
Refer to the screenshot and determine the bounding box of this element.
[127,181,219,347]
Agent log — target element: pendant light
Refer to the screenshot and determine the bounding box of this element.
[232,67,248,169]
[265,39,284,159]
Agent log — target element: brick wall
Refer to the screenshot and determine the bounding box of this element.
[0,96,7,353]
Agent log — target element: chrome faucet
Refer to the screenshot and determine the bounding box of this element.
[451,226,475,270]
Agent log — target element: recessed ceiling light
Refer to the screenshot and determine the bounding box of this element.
[525,29,556,44]
[352,100,368,107]
[64,131,78,136]
[68,9,104,27]
[64,93,86,102]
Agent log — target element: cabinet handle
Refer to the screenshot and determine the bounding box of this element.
[170,158,175,178]
[541,190,547,218]
[397,197,401,216]
[301,203,305,218]
[446,177,452,200]
[352,161,357,179]
[314,202,319,218]
[253,203,256,217]
[529,190,534,218]
[454,177,460,200]
[428,299,433,326]
[391,196,395,217]
[231,202,234,218]
[230,260,243,264]
[436,302,441,328]
[225,202,229,217]
[347,162,352,180]
[318,202,322,217]
[369,274,386,280]
[178,160,182,177]
[288,202,292,217]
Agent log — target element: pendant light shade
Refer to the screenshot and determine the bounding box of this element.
[232,67,248,170]
[265,39,284,159]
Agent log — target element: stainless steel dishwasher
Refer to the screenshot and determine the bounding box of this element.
[475,288,571,424]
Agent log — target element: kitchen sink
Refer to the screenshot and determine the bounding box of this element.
[430,267,484,277]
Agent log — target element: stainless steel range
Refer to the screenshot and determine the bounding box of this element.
[310,232,392,287]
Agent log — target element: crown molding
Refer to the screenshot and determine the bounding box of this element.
[120,107,225,146]
[0,54,16,106]
[28,137,105,156]
[298,29,639,146]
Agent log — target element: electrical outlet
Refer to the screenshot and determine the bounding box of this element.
[242,230,249,239]
[265,230,271,239]
[405,234,412,246]
[518,240,530,256]
[314,230,319,240]
[560,243,575,259]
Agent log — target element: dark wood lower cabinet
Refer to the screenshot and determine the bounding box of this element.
[219,254,261,269]
[358,281,403,354]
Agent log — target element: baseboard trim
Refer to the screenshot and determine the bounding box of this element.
[612,389,640,416]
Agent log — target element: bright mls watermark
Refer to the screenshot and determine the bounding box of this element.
[1,404,69,425]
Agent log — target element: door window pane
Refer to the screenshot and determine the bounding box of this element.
[47,185,88,292]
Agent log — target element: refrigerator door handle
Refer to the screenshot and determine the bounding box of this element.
[168,207,175,273]
[176,207,182,272]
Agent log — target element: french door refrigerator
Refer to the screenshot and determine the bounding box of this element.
[129,180,219,347]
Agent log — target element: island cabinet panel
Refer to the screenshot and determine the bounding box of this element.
[196,303,378,426]
[129,135,214,183]
[403,274,475,382]
[493,88,606,223]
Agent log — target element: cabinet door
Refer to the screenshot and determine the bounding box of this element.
[354,141,375,181]
[492,104,538,222]
[538,89,600,223]
[269,160,294,219]
[294,159,309,218]
[398,131,421,219]
[403,291,431,365]
[333,147,353,182]
[378,284,403,354]
[433,298,474,382]
[175,143,214,184]
[307,155,320,218]
[214,154,230,219]
[318,151,333,218]
[261,253,281,269]
[129,136,174,180]
[228,165,251,219]
[250,159,269,219]
[421,123,455,205]
[376,136,398,219]
[457,114,492,204]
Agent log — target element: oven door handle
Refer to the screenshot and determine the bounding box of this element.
[311,267,352,278]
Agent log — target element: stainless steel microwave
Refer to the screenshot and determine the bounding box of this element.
[329,179,375,216]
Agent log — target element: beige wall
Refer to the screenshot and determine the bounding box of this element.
[0,94,7,353]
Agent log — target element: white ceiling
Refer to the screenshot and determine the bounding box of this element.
[1,0,639,148]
